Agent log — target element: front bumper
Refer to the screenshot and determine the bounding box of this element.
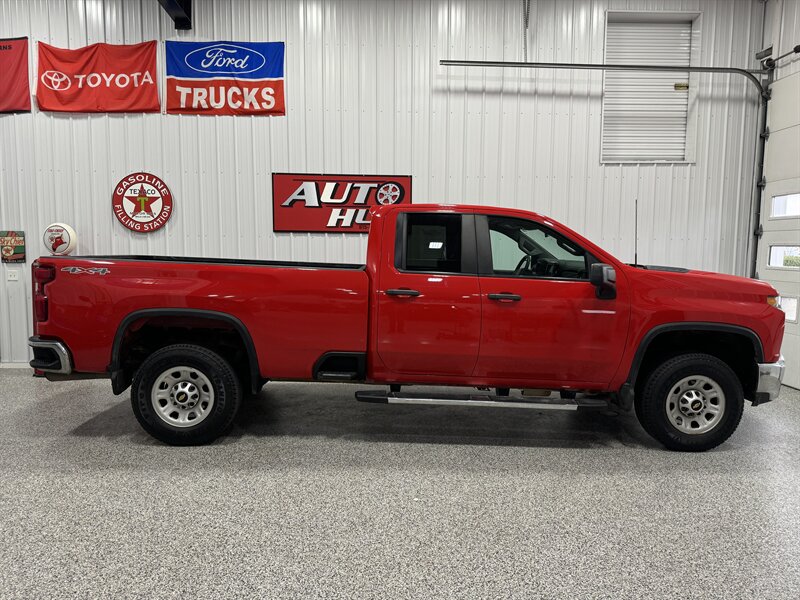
[754,355,785,405]
[28,336,72,374]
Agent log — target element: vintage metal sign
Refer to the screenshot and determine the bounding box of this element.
[112,172,174,233]
[0,230,25,262]
[272,173,412,233]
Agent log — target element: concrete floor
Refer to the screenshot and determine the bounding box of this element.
[0,368,798,599]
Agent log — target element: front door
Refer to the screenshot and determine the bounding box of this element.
[375,211,482,377]
[473,214,629,388]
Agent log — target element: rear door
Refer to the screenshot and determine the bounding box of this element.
[473,214,629,388]
[375,211,481,377]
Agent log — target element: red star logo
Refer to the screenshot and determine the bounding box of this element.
[124,185,158,216]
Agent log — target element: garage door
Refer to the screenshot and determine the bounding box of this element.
[757,71,800,389]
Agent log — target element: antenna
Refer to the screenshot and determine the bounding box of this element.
[634,197,639,265]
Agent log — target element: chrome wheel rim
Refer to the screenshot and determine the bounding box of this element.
[666,375,726,435]
[151,366,215,428]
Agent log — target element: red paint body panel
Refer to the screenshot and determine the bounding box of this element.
[33,203,785,393]
[35,258,369,379]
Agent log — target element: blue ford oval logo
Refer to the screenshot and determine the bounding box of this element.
[184,44,266,75]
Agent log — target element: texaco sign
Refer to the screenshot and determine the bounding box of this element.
[112,172,173,233]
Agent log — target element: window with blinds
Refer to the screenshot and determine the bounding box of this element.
[601,17,694,162]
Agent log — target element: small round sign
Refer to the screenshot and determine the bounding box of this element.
[112,172,173,233]
[43,223,77,255]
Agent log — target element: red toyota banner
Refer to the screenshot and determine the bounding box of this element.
[0,37,31,112]
[272,173,412,233]
[36,41,159,113]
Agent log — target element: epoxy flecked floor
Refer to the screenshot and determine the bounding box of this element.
[0,368,798,599]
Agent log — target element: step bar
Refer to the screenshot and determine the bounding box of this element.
[355,390,608,411]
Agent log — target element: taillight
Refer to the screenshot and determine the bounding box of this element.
[32,262,55,322]
[33,264,56,285]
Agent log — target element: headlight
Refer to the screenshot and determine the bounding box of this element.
[767,295,781,308]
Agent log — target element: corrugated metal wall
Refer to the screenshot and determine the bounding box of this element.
[0,0,766,363]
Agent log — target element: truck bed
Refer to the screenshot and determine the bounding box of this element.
[35,254,370,380]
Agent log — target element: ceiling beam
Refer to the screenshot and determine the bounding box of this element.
[158,0,192,30]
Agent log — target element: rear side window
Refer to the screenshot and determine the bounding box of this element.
[398,213,462,274]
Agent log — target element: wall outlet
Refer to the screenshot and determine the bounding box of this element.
[7,270,20,281]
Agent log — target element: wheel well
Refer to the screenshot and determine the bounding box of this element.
[112,314,259,394]
[632,330,760,400]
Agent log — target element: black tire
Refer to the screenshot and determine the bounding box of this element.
[131,344,242,445]
[635,353,744,452]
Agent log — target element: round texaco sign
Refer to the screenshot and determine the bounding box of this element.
[112,172,173,233]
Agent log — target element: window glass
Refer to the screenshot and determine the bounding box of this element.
[403,213,462,273]
[487,216,589,279]
[771,193,800,218]
[780,296,798,323]
[769,245,800,269]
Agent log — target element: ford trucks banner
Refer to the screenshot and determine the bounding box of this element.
[165,41,285,116]
[36,41,159,112]
[0,38,31,113]
[272,174,412,233]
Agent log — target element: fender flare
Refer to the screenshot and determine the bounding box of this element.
[626,322,764,387]
[108,308,262,395]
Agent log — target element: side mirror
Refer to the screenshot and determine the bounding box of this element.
[589,263,617,299]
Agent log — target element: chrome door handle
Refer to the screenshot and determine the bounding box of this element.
[488,293,521,302]
[386,288,421,297]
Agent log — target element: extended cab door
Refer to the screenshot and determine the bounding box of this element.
[473,214,629,388]
[374,210,482,377]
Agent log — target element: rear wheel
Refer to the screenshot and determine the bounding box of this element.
[635,353,744,452]
[132,344,241,445]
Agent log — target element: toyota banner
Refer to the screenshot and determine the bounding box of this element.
[272,174,412,233]
[165,40,285,116]
[36,41,159,113]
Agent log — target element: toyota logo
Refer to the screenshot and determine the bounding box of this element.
[41,70,71,91]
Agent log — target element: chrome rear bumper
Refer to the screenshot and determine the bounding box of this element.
[28,337,72,374]
[755,355,785,405]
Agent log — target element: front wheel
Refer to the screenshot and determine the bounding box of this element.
[131,344,242,445]
[635,353,744,452]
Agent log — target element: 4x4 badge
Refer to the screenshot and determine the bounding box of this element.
[61,266,110,275]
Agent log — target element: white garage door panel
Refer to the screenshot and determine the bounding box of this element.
[766,72,800,132]
[764,127,800,183]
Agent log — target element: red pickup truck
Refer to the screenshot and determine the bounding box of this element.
[29,204,785,451]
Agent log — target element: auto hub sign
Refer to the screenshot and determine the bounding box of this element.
[36,41,159,112]
[165,41,285,116]
[272,174,412,233]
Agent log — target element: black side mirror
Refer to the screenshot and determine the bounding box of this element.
[589,263,617,299]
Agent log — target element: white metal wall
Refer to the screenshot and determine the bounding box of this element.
[0,0,766,363]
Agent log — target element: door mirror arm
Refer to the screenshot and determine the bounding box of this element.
[589,263,617,300]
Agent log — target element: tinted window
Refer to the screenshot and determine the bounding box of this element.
[488,216,589,279]
[401,213,462,273]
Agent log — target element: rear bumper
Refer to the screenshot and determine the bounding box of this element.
[754,355,785,405]
[28,336,72,374]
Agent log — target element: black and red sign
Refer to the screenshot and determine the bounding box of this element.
[272,173,412,233]
[112,172,173,233]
